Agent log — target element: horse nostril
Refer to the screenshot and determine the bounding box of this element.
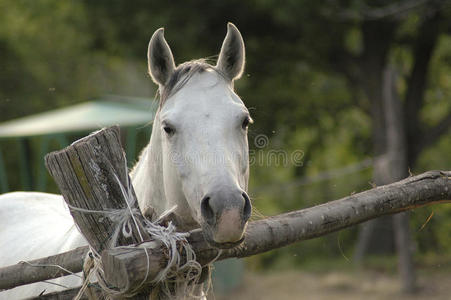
[242,192,251,222]
[201,196,215,224]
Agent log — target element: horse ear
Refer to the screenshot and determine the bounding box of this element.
[216,23,245,81]
[148,28,175,86]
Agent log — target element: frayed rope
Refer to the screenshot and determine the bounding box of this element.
[68,160,209,299]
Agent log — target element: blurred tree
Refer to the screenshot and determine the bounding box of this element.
[0,0,153,190]
[323,2,450,293]
[0,0,94,119]
[277,0,450,293]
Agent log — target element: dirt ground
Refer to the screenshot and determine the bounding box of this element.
[213,269,451,300]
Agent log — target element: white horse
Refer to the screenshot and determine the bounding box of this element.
[0,23,251,299]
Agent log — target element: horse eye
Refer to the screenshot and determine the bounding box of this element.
[242,116,251,129]
[163,126,175,135]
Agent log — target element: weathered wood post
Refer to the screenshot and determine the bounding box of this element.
[44,126,152,297]
[45,126,151,251]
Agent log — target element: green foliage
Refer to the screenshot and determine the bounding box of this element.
[0,0,93,118]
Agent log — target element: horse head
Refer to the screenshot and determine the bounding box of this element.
[147,23,252,248]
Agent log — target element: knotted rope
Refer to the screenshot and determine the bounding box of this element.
[69,166,207,299]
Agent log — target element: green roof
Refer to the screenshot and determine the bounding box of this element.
[0,95,157,138]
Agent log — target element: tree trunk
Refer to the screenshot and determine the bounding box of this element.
[354,66,417,293]
[354,19,398,261]
[357,66,417,291]
[352,9,445,293]
[382,66,416,292]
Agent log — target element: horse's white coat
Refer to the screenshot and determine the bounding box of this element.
[0,192,86,299]
[133,69,250,231]
[0,23,249,299]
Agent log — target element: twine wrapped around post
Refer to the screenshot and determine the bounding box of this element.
[45,126,151,252]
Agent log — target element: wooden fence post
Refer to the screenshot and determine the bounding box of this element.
[44,126,152,297]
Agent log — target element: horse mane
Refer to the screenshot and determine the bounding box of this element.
[159,59,226,105]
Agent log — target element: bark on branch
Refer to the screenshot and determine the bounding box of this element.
[0,246,89,292]
[103,169,451,291]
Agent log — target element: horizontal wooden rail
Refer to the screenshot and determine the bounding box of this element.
[1,170,449,294]
[0,246,88,292]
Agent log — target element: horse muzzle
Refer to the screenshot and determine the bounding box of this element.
[200,189,251,248]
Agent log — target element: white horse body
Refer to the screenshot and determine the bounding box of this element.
[0,161,167,299]
[0,23,250,299]
[0,192,87,299]
[0,162,165,299]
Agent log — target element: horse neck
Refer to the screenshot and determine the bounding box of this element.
[131,108,199,231]
[131,111,167,218]
[130,111,205,299]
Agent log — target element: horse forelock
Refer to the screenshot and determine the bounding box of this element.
[159,59,227,106]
